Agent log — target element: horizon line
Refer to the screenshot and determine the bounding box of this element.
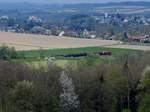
[0,1,149,5]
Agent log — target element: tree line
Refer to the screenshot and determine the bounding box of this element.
[0,51,150,112]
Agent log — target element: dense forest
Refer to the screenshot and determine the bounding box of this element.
[0,49,150,112]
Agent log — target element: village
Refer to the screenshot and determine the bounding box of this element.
[0,11,150,43]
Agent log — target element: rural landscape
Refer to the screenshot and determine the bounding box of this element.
[0,1,150,112]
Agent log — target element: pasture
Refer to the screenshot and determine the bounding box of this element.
[17,47,139,58]
[14,47,141,68]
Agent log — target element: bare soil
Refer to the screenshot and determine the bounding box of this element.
[0,32,120,50]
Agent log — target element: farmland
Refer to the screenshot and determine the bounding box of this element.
[0,32,150,51]
[0,31,149,68]
[0,32,120,50]
[13,46,140,68]
[17,47,139,58]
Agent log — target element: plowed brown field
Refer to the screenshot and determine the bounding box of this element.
[0,32,150,51]
[0,32,120,50]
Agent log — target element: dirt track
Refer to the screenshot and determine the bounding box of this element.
[0,32,150,51]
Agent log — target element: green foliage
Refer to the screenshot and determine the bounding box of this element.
[11,80,35,112]
[138,94,150,112]
[137,69,150,112]
[0,45,17,60]
[0,52,150,112]
[139,70,150,90]
[0,61,61,112]
[123,109,131,112]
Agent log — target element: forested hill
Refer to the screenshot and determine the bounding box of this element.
[63,1,150,8]
[0,1,150,11]
[0,3,62,11]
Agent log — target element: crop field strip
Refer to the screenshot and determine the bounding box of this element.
[0,32,121,50]
[0,31,150,51]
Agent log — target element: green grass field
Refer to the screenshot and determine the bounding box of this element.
[17,47,140,58]
[13,47,141,68]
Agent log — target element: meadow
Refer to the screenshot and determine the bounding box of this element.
[13,47,141,68]
[17,47,139,58]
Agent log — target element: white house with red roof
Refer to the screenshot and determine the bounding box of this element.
[128,35,150,42]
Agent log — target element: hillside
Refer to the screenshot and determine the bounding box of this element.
[0,2,150,14]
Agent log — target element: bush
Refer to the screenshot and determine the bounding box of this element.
[0,45,17,60]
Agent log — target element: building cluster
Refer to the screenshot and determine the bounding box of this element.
[128,34,150,43]
[0,14,150,43]
[94,13,150,26]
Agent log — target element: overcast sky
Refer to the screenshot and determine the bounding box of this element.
[0,0,149,3]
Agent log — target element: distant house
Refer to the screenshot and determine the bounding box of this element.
[128,35,150,43]
[123,19,129,23]
[44,29,51,36]
[64,30,79,37]
[90,34,96,38]
[28,16,42,23]
[31,26,45,34]
[7,27,16,32]
[104,32,115,40]
[59,31,65,37]
[83,29,96,38]
[83,29,89,37]
[0,16,9,20]
[110,35,116,40]
[89,31,96,38]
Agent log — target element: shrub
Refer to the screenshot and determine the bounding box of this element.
[0,45,17,60]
